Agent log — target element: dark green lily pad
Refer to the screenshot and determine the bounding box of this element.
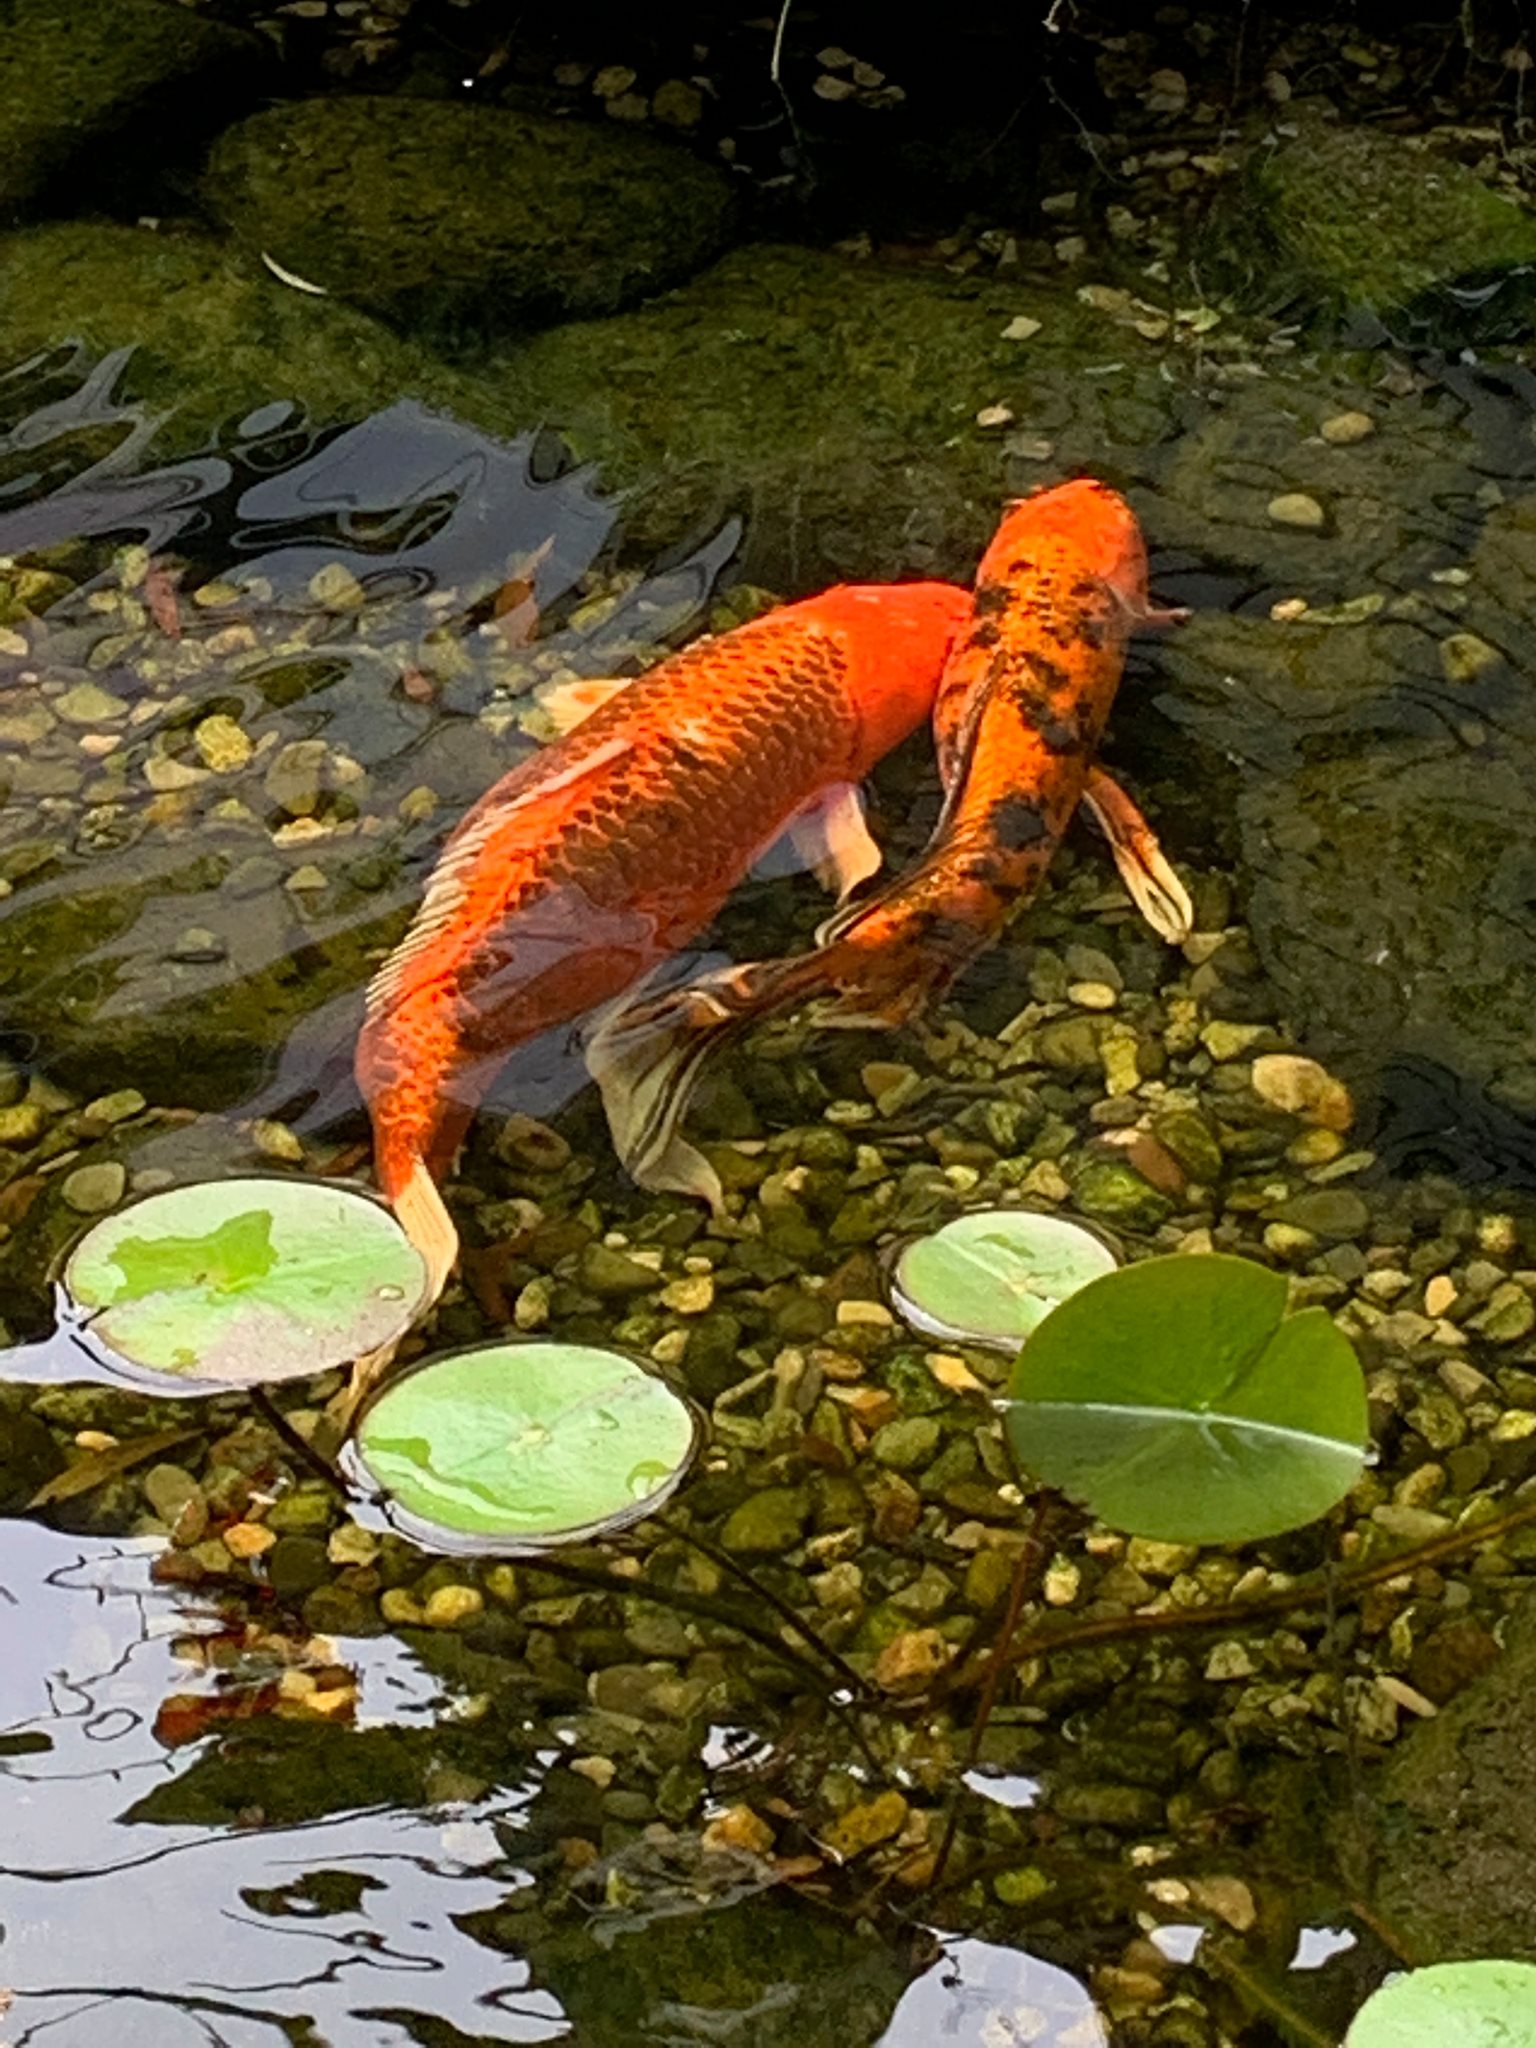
[890,1208,1118,1349]
[1345,1961,1536,2047]
[348,1340,701,1554]
[63,1177,426,1389]
[1006,1253,1368,1543]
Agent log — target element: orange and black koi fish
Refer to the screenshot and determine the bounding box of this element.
[356,581,973,1298]
[593,479,1192,1208]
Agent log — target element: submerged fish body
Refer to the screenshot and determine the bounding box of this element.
[356,580,972,1295]
[596,479,1193,1204]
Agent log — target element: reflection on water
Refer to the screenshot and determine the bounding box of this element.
[0,1523,1109,2047]
[1,1522,563,2046]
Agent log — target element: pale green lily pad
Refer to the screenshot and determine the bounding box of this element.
[349,1340,701,1552]
[63,1177,427,1389]
[1006,1253,1369,1543]
[891,1208,1118,1349]
[1346,1961,1536,2047]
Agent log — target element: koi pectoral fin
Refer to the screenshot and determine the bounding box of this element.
[754,784,882,900]
[532,673,631,735]
[586,979,740,1215]
[1082,765,1194,944]
[788,783,882,901]
[587,955,826,1211]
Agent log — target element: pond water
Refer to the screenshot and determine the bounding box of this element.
[5,3,1536,2043]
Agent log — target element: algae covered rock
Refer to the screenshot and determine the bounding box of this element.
[0,222,515,444]
[499,244,1174,588]
[1231,115,1536,341]
[204,97,737,340]
[1148,378,1536,1125]
[1364,1590,1536,1960]
[0,0,262,221]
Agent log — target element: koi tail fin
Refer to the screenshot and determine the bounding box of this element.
[391,1154,461,1309]
[587,954,833,1213]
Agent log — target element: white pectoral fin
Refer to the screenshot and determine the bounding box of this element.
[788,783,883,901]
[1082,765,1194,944]
[532,673,631,735]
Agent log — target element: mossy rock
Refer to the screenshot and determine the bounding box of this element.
[203,97,737,342]
[495,244,1178,589]
[1363,1590,1536,1960]
[0,221,518,445]
[0,0,263,221]
[1216,115,1536,342]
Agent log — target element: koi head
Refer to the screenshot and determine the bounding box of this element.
[993,477,1149,614]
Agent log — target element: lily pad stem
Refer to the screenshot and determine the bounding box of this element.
[926,1486,1067,1894]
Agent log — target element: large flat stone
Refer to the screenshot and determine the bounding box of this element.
[203,97,737,340]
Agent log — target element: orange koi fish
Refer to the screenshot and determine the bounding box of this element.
[593,479,1193,1208]
[357,581,973,1297]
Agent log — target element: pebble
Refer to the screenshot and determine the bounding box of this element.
[1318,410,1376,445]
[284,865,328,894]
[659,1274,714,1315]
[1251,1053,1354,1130]
[874,1628,951,1695]
[1002,314,1042,340]
[1068,980,1118,1010]
[308,562,366,610]
[718,1486,809,1555]
[422,1584,484,1628]
[1439,632,1501,685]
[1276,1188,1370,1237]
[1469,1282,1535,1342]
[0,1102,48,1146]
[194,714,253,772]
[652,78,703,127]
[1267,492,1327,530]
[61,1161,126,1214]
[168,925,227,963]
[1205,1641,1256,1681]
[824,1790,908,1858]
[871,1416,941,1470]
[836,1298,894,1327]
[55,683,127,724]
[144,755,208,792]
[223,1521,277,1560]
[702,1805,774,1856]
[84,1088,145,1124]
[1424,1275,1458,1319]
[249,1118,304,1163]
[1371,1504,1452,1541]
[1201,1020,1271,1062]
[975,404,1015,430]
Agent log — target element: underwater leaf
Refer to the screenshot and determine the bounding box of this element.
[63,1178,427,1389]
[1006,1253,1368,1543]
[890,1209,1118,1349]
[28,1426,201,1507]
[348,1340,700,1552]
[1345,1960,1536,2047]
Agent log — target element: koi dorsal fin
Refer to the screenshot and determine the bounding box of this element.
[364,732,632,1020]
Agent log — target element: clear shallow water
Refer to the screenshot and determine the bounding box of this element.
[4,117,1536,2041]
[2,1522,1116,2046]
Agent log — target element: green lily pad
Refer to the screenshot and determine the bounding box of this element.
[1346,1961,1536,2047]
[890,1208,1118,1349]
[1006,1253,1368,1543]
[63,1177,427,1389]
[348,1340,701,1553]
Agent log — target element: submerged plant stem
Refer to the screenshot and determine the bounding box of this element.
[926,1486,1066,1893]
[948,1493,1536,1695]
